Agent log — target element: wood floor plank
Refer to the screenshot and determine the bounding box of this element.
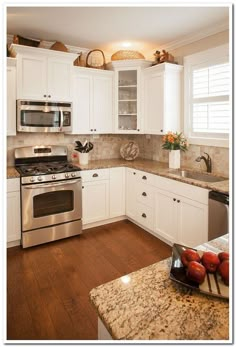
[7,220,172,341]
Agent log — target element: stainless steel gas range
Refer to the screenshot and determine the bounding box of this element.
[15,145,82,248]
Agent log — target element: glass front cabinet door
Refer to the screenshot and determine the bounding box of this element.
[109,60,151,133]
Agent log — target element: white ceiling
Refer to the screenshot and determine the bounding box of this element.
[7,6,229,57]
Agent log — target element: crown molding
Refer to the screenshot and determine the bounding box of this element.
[159,21,229,52]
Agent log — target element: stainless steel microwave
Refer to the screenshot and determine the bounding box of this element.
[17,100,72,133]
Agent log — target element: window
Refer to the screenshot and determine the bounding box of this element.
[184,44,230,147]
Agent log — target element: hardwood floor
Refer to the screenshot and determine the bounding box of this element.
[7,220,172,341]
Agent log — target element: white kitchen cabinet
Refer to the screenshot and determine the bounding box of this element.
[143,63,183,135]
[72,67,113,134]
[12,44,77,102]
[154,176,208,247]
[108,60,151,134]
[125,168,138,219]
[81,169,109,225]
[109,167,125,218]
[7,58,17,136]
[7,178,21,244]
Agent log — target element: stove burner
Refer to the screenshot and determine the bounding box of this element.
[16,161,80,176]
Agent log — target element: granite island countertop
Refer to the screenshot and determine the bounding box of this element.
[7,158,229,194]
[89,234,229,340]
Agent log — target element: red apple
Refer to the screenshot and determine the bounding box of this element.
[218,260,229,286]
[186,261,206,284]
[181,249,201,267]
[218,252,229,263]
[201,251,220,273]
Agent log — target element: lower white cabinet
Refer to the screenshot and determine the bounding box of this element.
[126,168,137,219]
[109,167,125,218]
[81,167,125,225]
[7,178,21,243]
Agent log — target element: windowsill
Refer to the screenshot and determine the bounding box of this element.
[188,136,229,148]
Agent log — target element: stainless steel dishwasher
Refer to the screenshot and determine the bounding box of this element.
[208,191,229,241]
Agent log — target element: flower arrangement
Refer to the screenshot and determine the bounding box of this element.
[162,131,188,151]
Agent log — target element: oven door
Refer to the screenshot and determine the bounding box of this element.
[21,178,82,231]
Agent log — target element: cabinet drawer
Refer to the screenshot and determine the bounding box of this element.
[136,170,155,186]
[136,203,154,230]
[7,178,20,192]
[80,169,109,182]
[136,183,154,207]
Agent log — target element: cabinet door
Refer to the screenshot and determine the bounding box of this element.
[7,65,16,136]
[93,75,113,133]
[154,188,179,244]
[47,57,72,101]
[7,191,21,242]
[178,196,208,248]
[143,72,164,134]
[125,168,137,219]
[17,54,47,100]
[72,72,92,134]
[109,167,125,217]
[82,180,109,224]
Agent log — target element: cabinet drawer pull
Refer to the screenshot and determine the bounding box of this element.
[142,213,147,218]
[177,199,180,203]
[43,94,47,97]
[142,175,147,180]
[160,129,163,132]
[82,186,84,189]
[48,95,51,98]
[94,129,96,131]
[173,198,176,201]
[92,173,98,177]
[133,172,136,175]
[142,192,147,197]
[90,129,93,131]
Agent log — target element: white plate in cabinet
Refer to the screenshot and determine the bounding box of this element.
[136,183,154,207]
[136,203,154,230]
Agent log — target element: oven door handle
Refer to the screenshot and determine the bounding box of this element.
[23,179,81,189]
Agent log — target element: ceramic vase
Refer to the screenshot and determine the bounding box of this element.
[169,150,180,169]
[79,152,89,165]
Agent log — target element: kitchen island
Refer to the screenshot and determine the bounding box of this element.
[89,234,230,341]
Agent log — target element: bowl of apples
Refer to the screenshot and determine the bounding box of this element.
[170,244,229,299]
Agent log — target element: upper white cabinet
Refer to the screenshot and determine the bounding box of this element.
[143,63,183,135]
[7,58,17,136]
[12,44,77,102]
[108,60,151,134]
[72,67,113,134]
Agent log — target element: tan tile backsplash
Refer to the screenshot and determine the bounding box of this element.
[7,133,229,177]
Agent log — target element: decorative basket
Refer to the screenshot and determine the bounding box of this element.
[86,49,105,69]
[50,41,68,52]
[13,34,41,47]
[111,50,145,61]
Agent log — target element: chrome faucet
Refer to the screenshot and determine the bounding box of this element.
[195,152,212,173]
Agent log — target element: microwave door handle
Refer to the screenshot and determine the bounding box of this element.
[24,179,81,189]
[60,110,63,130]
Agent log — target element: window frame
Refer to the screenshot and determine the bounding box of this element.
[184,44,230,148]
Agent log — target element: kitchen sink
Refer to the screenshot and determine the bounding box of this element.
[168,169,227,183]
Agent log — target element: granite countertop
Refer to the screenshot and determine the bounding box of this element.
[7,166,20,179]
[73,158,229,195]
[89,234,229,340]
[7,158,229,194]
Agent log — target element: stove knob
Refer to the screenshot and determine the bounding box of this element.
[52,175,56,180]
[71,172,76,177]
[38,176,43,182]
[30,177,35,183]
[65,173,69,178]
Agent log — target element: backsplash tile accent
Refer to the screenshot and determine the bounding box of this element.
[7,133,229,177]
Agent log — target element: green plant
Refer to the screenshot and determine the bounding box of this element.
[162,131,188,151]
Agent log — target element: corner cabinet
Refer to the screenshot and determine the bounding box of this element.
[142,63,183,135]
[7,58,17,136]
[107,60,151,134]
[71,67,113,134]
[11,44,77,102]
